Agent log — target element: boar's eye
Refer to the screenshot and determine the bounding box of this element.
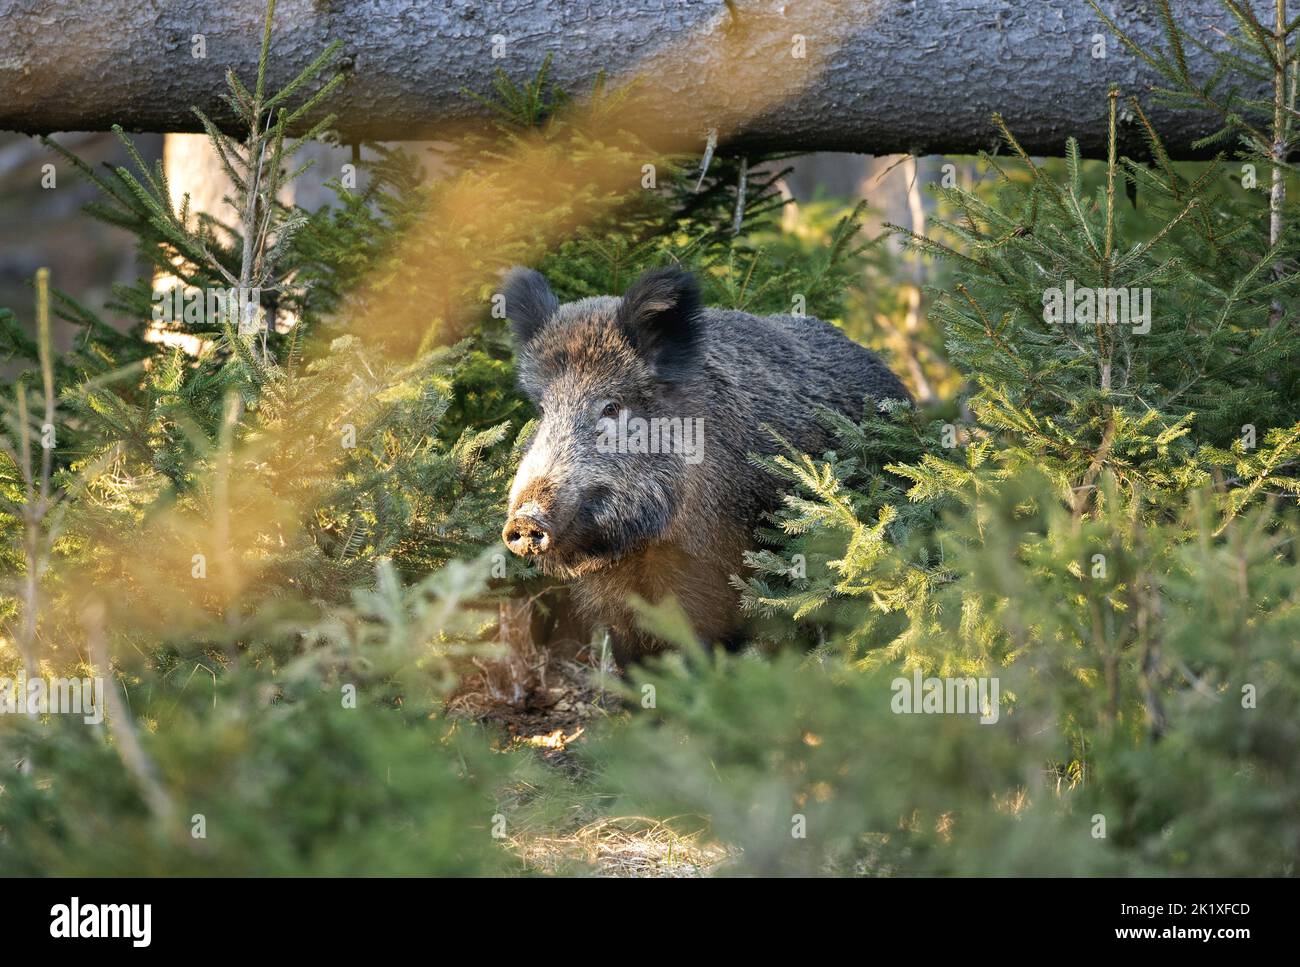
[600,401,621,419]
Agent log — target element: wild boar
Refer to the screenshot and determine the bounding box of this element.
[500,266,909,664]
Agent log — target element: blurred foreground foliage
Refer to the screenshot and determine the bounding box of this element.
[1,2,1298,875]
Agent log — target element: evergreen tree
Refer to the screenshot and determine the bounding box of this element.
[3,0,1297,878]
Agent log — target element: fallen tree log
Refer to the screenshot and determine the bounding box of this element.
[0,0,1271,157]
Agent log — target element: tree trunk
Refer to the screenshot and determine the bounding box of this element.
[151,133,352,349]
[0,0,1268,158]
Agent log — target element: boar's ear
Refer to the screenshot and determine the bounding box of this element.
[501,267,559,346]
[617,267,702,381]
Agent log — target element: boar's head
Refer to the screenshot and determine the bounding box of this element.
[500,266,703,578]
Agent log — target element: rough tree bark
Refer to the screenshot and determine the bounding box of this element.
[0,0,1271,158]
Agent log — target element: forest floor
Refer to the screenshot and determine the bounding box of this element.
[447,640,732,876]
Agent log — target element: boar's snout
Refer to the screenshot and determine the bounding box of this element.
[503,504,553,557]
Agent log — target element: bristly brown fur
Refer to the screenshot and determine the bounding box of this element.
[503,267,910,664]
